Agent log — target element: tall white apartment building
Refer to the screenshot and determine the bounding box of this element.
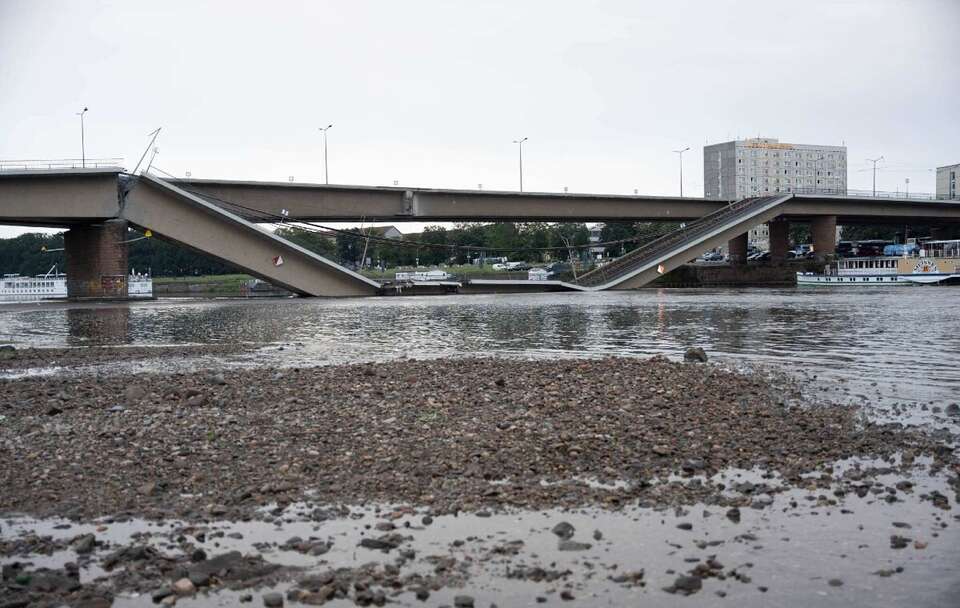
[704,137,847,249]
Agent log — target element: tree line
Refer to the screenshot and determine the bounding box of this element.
[1,221,953,278]
[280,221,684,268]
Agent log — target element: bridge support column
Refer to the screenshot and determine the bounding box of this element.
[768,219,790,265]
[811,215,837,261]
[64,219,129,299]
[728,233,748,265]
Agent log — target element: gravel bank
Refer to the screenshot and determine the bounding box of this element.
[0,345,247,374]
[1,355,952,521]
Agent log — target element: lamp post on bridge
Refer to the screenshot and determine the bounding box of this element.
[319,124,333,184]
[867,156,884,197]
[673,147,690,197]
[513,137,528,192]
[77,107,88,168]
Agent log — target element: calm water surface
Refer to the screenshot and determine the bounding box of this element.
[1,288,959,409]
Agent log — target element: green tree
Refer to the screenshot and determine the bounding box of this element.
[600,222,638,257]
[0,232,66,276]
[275,226,336,257]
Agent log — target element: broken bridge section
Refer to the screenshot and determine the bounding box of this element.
[121,174,381,297]
[575,194,795,290]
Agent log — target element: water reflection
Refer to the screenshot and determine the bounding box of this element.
[66,306,131,345]
[0,288,958,407]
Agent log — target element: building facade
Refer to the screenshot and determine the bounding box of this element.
[704,137,847,249]
[936,163,959,200]
[589,223,605,260]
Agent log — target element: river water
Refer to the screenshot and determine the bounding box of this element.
[2,287,959,413]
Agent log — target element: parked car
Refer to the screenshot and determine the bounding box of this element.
[506,262,531,271]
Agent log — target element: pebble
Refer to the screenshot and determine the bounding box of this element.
[172,578,195,595]
[558,540,592,551]
[263,592,284,607]
[552,521,576,539]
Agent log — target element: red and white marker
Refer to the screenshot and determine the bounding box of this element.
[273,255,284,267]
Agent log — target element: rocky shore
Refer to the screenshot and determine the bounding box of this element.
[1,352,957,607]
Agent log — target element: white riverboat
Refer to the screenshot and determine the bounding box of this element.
[0,267,153,300]
[797,240,960,286]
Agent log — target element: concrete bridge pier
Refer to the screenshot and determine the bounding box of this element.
[811,215,837,261]
[64,219,129,299]
[768,219,790,264]
[728,233,748,265]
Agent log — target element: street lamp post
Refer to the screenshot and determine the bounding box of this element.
[867,156,884,196]
[77,107,88,168]
[673,146,690,197]
[319,124,333,184]
[513,137,528,192]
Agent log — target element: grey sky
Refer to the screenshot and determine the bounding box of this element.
[1,0,958,238]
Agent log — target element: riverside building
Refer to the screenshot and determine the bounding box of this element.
[703,137,847,249]
[937,163,959,200]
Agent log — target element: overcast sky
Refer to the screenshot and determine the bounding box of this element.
[1,0,958,238]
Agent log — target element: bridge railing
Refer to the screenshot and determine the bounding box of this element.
[0,158,124,171]
[792,187,956,201]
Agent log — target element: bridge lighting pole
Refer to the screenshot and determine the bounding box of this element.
[319,124,333,184]
[867,156,884,196]
[77,107,88,168]
[673,147,690,197]
[513,137,528,192]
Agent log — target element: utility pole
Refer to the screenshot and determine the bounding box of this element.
[319,124,333,184]
[673,146,690,197]
[77,107,88,167]
[513,137,528,192]
[867,156,884,196]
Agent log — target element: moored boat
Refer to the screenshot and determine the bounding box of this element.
[797,239,960,286]
[1,267,153,300]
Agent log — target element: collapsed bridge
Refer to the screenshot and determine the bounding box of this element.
[2,167,959,298]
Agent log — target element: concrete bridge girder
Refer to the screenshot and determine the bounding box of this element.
[0,169,121,225]
[120,175,380,297]
[177,178,724,222]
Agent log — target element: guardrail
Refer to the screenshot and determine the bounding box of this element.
[792,187,957,201]
[0,158,124,171]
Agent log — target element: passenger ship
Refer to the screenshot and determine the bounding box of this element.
[0,267,153,300]
[797,240,960,286]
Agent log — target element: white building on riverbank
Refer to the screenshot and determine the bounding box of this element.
[704,137,847,249]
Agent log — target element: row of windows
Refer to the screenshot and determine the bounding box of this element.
[738,150,842,160]
[2,281,60,289]
[819,276,899,282]
[738,169,839,177]
[740,178,842,186]
[842,259,898,269]
[738,159,844,168]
